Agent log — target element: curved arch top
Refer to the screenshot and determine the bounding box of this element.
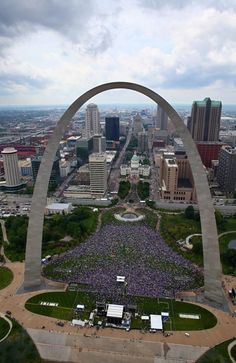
[24,81,224,308]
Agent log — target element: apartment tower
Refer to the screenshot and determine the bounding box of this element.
[2,147,21,186]
[89,153,107,196]
[85,103,100,138]
[187,98,222,141]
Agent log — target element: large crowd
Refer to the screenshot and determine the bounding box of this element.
[44,224,203,300]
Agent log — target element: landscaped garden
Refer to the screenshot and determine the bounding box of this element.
[25,290,217,331]
[118,180,131,199]
[0,266,13,290]
[0,318,41,363]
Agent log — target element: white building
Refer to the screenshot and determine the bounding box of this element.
[2,147,21,186]
[18,159,32,176]
[45,202,72,215]
[59,159,71,178]
[89,153,107,196]
[85,103,101,138]
[120,153,150,177]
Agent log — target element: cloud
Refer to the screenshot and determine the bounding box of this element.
[0,0,114,54]
[138,0,236,11]
[0,73,49,95]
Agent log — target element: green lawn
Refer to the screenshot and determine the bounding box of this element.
[231,343,236,360]
[25,291,96,321]
[25,291,217,331]
[0,266,13,290]
[0,318,41,363]
[196,338,235,363]
[0,317,10,340]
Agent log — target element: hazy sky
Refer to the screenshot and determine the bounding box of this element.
[0,0,236,105]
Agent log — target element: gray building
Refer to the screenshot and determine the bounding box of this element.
[89,153,107,196]
[217,145,236,193]
[138,131,148,152]
[93,134,106,153]
[156,105,168,130]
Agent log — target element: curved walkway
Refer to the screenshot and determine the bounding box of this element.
[0,219,11,263]
[0,312,12,343]
[228,340,236,363]
[218,231,236,238]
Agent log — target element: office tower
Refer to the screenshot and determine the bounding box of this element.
[2,147,21,186]
[138,131,148,152]
[217,146,236,193]
[85,103,100,137]
[31,155,60,187]
[188,98,222,141]
[76,137,93,164]
[105,117,120,141]
[157,105,168,130]
[93,135,106,153]
[133,113,143,136]
[89,153,107,196]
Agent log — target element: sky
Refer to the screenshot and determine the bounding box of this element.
[0,0,236,105]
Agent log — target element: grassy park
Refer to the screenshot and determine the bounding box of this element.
[0,318,41,363]
[0,266,13,290]
[0,317,10,341]
[196,338,235,363]
[118,180,131,199]
[25,290,217,331]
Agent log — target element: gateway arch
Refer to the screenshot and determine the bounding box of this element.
[24,81,224,308]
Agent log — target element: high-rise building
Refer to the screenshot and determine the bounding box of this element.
[133,113,143,136]
[156,105,168,130]
[93,135,106,153]
[159,151,195,202]
[105,117,120,142]
[2,147,21,186]
[138,131,148,152]
[31,155,60,187]
[89,153,107,196]
[187,98,222,141]
[85,103,100,137]
[217,145,236,193]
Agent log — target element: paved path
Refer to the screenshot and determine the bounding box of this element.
[0,219,11,263]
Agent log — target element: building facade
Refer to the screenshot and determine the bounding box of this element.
[105,117,120,142]
[89,153,107,196]
[187,98,222,141]
[85,103,100,138]
[93,134,106,153]
[2,147,21,186]
[217,145,236,193]
[138,131,148,152]
[31,155,60,187]
[133,113,143,136]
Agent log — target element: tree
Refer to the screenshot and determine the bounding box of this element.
[184,206,195,219]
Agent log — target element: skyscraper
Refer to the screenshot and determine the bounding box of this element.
[156,105,168,130]
[105,117,120,141]
[31,155,60,187]
[138,131,148,152]
[89,153,107,196]
[85,103,100,137]
[133,113,143,136]
[217,145,236,193]
[2,147,21,186]
[187,98,222,141]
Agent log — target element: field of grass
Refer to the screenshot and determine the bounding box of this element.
[0,318,41,363]
[196,338,234,363]
[0,266,13,290]
[25,291,217,331]
[0,317,10,340]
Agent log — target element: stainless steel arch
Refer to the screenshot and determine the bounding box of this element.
[24,81,224,307]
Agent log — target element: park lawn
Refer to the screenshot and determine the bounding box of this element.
[196,338,234,363]
[26,291,216,331]
[0,317,10,340]
[231,343,236,360]
[0,266,13,290]
[0,318,41,363]
[101,208,126,226]
[160,213,201,242]
[25,291,96,321]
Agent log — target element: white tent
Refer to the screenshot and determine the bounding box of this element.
[150,315,163,330]
[107,304,124,318]
[116,276,125,282]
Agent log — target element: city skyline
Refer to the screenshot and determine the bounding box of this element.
[0,0,236,105]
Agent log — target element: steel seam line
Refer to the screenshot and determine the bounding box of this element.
[23,81,224,308]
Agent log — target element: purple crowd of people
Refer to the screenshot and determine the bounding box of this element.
[45,224,203,299]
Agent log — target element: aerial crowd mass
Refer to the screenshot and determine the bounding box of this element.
[44,224,203,301]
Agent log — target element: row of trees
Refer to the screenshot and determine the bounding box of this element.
[4,207,98,261]
[137,181,150,200]
[118,180,131,199]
